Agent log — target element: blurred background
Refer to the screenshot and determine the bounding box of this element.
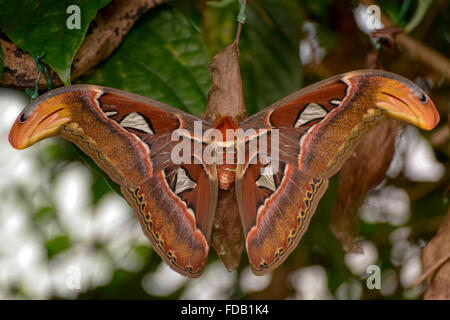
[0,0,448,299]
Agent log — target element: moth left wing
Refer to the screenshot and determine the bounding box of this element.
[122,160,218,277]
[9,85,218,277]
[241,69,439,178]
[235,159,328,274]
[237,69,439,274]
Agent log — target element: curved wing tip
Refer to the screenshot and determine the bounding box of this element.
[343,70,440,130]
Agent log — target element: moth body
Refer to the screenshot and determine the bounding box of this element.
[212,115,240,190]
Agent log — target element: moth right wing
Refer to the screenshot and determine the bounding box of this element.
[236,70,439,274]
[9,85,218,277]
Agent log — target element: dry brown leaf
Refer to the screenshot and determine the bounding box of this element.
[330,120,399,252]
[202,41,247,270]
[202,42,246,121]
[211,187,243,271]
[419,209,450,299]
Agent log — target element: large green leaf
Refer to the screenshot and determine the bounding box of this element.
[84,6,211,116]
[0,0,111,84]
[0,45,3,79]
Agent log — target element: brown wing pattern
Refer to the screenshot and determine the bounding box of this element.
[9,70,440,277]
[122,161,218,277]
[237,70,439,274]
[235,160,328,273]
[9,85,217,277]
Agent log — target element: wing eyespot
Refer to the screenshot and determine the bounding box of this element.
[419,92,427,103]
[19,113,27,123]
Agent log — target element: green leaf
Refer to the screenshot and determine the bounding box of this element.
[404,0,434,33]
[45,235,71,258]
[206,0,236,9]
[84,6,210,116]
[33,206,57,224]
[0,0,111,84]
[378,0,414,27]
[72,145,122,197]
[240,0,304,114]
[199,2,237,57]
[398,0,413,26]
[0,45,3,79]
[91,174,115,205]
[303,0,334,21]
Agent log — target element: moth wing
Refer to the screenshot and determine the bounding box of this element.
[9,85,218,277]
[237,69,439,274]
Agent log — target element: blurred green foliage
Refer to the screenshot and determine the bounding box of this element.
[84,8,210,116]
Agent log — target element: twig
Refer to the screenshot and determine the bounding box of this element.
[233,0,247,45]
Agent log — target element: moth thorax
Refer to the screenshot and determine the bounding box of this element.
[217,163,236,189]
[212,115,240,189]
[216,139,237,189]
[216,146,237,189]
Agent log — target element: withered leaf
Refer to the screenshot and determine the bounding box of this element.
[330,120,398,252]
[420,209,450,299]
[211,187,243,271]
[203,41,246,121]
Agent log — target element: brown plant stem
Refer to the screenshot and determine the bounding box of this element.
[419,208,450,299]
[233,0,247,46]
